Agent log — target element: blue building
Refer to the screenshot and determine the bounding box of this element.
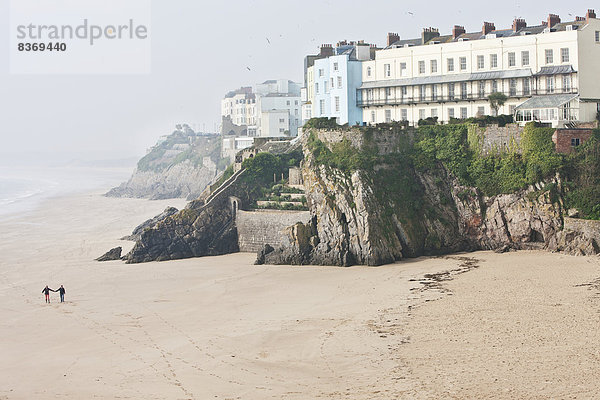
[306,41,376,126]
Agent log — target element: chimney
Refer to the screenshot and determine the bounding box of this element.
[547,14,561,28]
[512,18,526,32]
[576,16,585,21]
[319,44,333,57]
[421,27,440,44]
[452,25,465,39]
[336,40,347,47]
[482,21,495,35]
[587,9,596,23]
[387,32,399,46]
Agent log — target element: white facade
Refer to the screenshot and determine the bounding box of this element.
[360,13,600,128]
[221,79,301,139]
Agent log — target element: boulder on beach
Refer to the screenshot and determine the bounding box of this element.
[96,247,122,261]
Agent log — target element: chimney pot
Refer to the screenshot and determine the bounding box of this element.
[587,9,596,22]
[512,18,526,32]
[452,25,466,39]
[482,21,496,35]
[387,32,399,46]
[547,13,561,29]
[421,27,440,44]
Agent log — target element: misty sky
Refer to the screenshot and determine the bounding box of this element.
[0,0,595,163]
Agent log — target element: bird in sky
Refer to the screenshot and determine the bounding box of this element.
[246,66,251,71]
[266,37,271,44]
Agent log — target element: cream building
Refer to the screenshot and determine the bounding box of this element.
[359,10,600,127]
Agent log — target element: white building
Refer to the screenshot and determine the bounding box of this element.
[359,10,600,128]
[303,41,377,126]
[221,87,257,135]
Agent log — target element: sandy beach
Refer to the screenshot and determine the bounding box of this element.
[1,191,599,399]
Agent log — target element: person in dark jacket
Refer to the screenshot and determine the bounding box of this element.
[42,285,53,303]
[57,285,66,302]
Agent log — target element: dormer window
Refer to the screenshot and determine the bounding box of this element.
[486,33,497,39]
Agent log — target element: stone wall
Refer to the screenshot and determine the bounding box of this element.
[471,123,523,154]
[315,127,413,155]
[236,209,311,252]
[564,217,600,240]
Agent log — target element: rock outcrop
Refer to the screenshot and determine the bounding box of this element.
[96,247,122,261]
[107,126,225,200]
[121,207,179,241]
[258,129,575,266]
[124,170,246,263]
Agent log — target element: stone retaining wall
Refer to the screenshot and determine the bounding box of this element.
[236,209,311,252]
[564,217,600,240]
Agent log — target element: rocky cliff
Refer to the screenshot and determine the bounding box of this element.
[107,125,226,200]
[258,126,595,266]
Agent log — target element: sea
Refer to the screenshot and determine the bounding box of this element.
[0,165,133,221]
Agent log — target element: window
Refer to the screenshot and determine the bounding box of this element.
[448,108,455,119]
[401,109,408,121]
[509,79,517,97]
[294,109,298,115]
[330,77,334,88]
[371,111,376,123]
[337,76,342,88]
[286,100,290,106]
[546,76,555,93]
[333,62,339,71]
[460,107,468,119]
[509,105,516,115]
[549,109,556,120]
[335,96,340,112]
[596,31,600,42]
[492,80,498,93]
[385,109,392,123]
[295,100,298,105]
[319,99,325,115]
[460,82,468,100]
[477,55,484,69]
[523,78,530,95]
[419,85,425,101]
[460,57,467,71]
[478,81,486,98]
[367,66,372,77]
[508,52,516,67]
[490,54,498,68]
[561,48,569,63]
[571,138,581,147]
[400,86,407,98]
[384,64,391,77]
[477,106,485,116]
[385,87,392,97]
[447,58,454,72]
[279,128,285,133]
[563,75,571,91]
[448,83,455,100]
[319,69,324,77]
[521,51,530,66]
[418,61,425,74]
[431,60,438,73]
[400,62,407,76]
[419,109,426,120]
[545,49,553,64]
[279,118,285,123]
[431,108,438,118]
[315,83,319,93]
[432,85,438,101]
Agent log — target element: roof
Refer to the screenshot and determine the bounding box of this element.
[535,65,576,75]
[384,20,585,50]
[359,68,532,89]
[515,94,579,109]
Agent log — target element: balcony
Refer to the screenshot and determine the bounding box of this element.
[357,88,578,107]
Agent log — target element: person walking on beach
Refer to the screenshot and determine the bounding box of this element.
[57,285,66,303]
[42,285,53,303]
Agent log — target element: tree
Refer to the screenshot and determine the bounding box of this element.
[488,92,508,116]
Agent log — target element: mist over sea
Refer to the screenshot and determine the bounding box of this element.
[0,164,134,220]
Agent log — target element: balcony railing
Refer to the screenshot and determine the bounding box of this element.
[357,88,578,107]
